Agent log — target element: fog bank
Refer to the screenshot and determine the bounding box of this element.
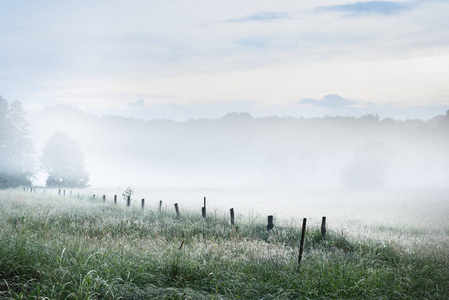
[29,106,449,191]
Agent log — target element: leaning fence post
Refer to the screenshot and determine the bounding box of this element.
[174,203,180,218]
[298,218,307,271]
[321,216,326,241]
[230,208,235,226]
[267,215,274,231]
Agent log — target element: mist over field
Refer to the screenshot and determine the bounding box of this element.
[29,105,449,194]
[2,0,449,297]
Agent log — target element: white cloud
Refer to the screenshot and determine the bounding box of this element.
[299,94,359,109]
[1,0,448,115]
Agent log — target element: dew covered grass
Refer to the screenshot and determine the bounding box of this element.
[0,189,448,299]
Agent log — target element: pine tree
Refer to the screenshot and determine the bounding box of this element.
[0,96,35,188]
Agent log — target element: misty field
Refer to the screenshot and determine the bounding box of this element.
[1,189,448,299]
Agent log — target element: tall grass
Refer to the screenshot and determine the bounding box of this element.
[0,189,448,299]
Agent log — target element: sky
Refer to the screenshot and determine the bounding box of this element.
[1,0,449,120]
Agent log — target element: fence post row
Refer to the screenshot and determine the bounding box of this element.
[40,189,320,266]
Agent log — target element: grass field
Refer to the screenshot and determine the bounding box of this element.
[0,189,448,299]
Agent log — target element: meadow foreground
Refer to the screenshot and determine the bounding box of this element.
[0,190,448,299]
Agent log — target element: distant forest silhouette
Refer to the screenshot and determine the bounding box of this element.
[30,106,449,189]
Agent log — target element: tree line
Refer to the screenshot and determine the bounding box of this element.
[0,96,89,189]
[3,97,449,190]
[30,105,449,190]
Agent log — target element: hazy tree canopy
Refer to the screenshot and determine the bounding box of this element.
[0,97,35,188]
[40,132,89,188]
[342,141,389,189]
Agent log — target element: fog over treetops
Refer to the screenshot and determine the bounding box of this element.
[29,105,449,190]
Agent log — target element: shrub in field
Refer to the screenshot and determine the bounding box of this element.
[122,186,134,201]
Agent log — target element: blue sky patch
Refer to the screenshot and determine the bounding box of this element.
[224,12,290,23]
[320,1,412,16]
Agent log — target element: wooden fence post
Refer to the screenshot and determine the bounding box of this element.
[59,189,61,195]
[159,200,162,212]
[93,194,95,200]
[321,216,326,241]
[267,215,274,231]
[103,195,106,202]
[114,195,117,205]
[298,218,307,271]
[202,196,206,218]
[141,198,145,209]
[230,208,235,226]
[63,190,66,196]
[174,203,180,218]
[202,207,206,219]
[127,195,131,207]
